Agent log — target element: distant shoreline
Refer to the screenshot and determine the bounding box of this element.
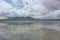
[0,19,60,22]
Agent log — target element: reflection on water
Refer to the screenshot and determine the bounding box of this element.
[0,21,60,40]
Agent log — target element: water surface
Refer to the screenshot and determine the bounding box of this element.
[0,21,60,40]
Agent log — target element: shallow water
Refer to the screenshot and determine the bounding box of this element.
[0,21,60,40]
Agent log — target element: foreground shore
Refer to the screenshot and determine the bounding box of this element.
[0,21,60,40]
[0,23,60,40]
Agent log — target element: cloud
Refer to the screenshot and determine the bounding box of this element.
[43,0,60,10]
[30,0,60,19]
[0,0,45,19]
[0,0,13,19]
[45,10,60,19]
[0,0,60,19]
[6,9,30,17]
[0,0,12,9]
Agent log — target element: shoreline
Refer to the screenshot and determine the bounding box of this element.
[0,19,60,22]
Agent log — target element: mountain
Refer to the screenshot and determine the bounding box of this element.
[0,17,60,22]
[7,17,35,20]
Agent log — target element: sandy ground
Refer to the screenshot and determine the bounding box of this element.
[0,25,60,40]
[0,22,60,40]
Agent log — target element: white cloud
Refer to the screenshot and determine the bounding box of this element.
[0,0,12,10]
[6,9,30,17]
[0,0,60,19]
[46,10,60,19]
[0,0,13,19]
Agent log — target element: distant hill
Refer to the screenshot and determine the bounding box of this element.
[7,17,60,21]
[0,17,60,22]
[7,17,35,20]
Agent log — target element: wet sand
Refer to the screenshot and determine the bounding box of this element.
[0,21,60,40]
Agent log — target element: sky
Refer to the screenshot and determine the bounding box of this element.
[0,0,60,19]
